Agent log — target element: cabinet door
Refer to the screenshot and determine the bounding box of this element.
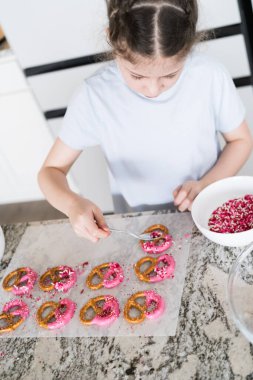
[0,54,27,94]
[198,0,240,29]
[28,62,106,111]
[0,90,56,203]
[0,0,108,67]
[200,35,250,78]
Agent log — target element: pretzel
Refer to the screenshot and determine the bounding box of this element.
[134,254,175,283]
[79,295,120,326]
[2,267,37,295]
[0,299,29,334]
[39,265,77,292]
[86,262,124,290]
[140,224,173,254]
[36,298,76,330]
[124,290,165,324]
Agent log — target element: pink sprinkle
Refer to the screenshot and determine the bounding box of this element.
[208,194,253,234]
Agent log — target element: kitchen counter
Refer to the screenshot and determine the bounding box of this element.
[0,212,253,380]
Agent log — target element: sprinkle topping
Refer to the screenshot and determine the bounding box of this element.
[208,194,253,233]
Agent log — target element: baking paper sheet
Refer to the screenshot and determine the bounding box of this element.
[0,213,193,337]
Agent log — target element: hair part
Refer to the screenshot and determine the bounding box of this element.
[106,0,206,63]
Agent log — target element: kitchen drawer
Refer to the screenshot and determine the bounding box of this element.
[28,62,106,111]
[0,54,27,95]
[48,118,114,213]
[198,0,240,29]
[0,0,108,68]
[200,35,250,78]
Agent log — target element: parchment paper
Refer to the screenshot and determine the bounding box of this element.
[0,213,193,337]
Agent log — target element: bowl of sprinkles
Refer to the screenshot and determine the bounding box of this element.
[191,176,253,247]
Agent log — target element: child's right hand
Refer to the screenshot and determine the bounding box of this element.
[67,195,110,243]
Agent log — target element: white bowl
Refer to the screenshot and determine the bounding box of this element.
[191,176,253,247]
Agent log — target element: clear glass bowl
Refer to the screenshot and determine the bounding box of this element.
[0,226,5,261]
[227,242,253,343]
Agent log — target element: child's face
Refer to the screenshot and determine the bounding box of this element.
[116,54,185,98]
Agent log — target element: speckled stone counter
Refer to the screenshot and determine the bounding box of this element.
[0,212,253,380]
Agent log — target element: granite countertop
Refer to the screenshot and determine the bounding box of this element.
[0,212,253,380]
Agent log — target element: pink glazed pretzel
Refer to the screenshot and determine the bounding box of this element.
[80,295,120,326]
[124,290,165,324]
[2,267,37,295]
[39,266,77,293]
[0,299,29,333]
[134,254,175,283]
[86,262,124,290]
[140,224,173,254]
[36,298,76,330]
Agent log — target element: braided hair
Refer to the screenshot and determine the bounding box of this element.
[106,0,204,61]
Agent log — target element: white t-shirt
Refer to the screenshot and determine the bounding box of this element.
[59,51,245,211]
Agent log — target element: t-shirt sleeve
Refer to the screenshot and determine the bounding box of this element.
[213,64,246,134]
[58,82,100,150]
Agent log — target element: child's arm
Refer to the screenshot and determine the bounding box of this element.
[38,138,110,242]
[173,120,253,212]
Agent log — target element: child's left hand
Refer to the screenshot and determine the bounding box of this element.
[173,180,204,212]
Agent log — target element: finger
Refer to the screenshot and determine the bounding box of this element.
[178,198,191,212]
[93,208,110,236]
[174,188,188,206]
[173,185,181,199]
[85,217,108,240]
[188,185,200,201]
[75,226,98,243]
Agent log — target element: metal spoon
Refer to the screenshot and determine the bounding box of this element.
[108,227,156,241]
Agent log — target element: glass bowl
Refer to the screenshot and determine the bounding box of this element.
[227,242,253,343]
[0,226,5,261]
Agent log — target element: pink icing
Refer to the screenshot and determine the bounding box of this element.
[150,254,175,283]
[54,266,77,292]
[144,290,165,320]
[103,262,124,289]
[92,296,120,326]
[12,268,37,295]
[3,299,29,319]
[141,233,173,254]
[46,298,76,330]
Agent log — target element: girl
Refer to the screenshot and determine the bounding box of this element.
[38,0,253,242]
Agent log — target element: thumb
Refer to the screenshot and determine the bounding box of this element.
[173,185,181,199]
[93,207,109,232]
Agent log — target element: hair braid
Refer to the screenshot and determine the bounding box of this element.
[106,0,204,61]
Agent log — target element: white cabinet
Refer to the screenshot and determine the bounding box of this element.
[0,53,79,204]
[0,90,53,203]
[0,0,108,68]
[198,0,240,29]
[0,54,27,94]
[27,62,106,111]
[200,35,250,78]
